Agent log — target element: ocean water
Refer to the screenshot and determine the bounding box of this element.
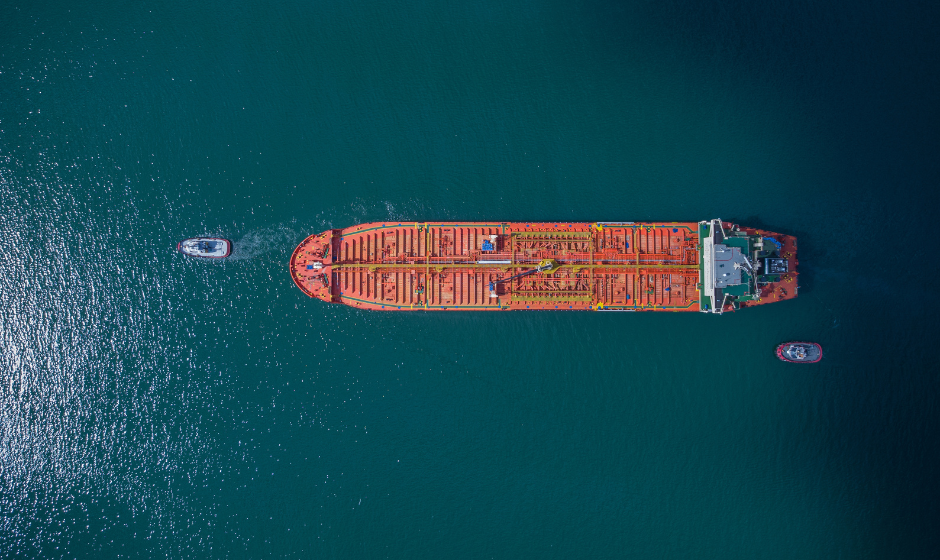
[2,1,939,558]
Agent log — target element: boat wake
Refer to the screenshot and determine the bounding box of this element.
[228,225,302,260]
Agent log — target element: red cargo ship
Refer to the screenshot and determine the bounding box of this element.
[289,219,797,313]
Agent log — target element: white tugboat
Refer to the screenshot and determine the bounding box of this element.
[177,237,231,259]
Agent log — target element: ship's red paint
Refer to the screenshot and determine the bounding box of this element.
[289,221,797,312]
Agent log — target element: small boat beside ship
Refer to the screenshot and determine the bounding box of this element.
[776,342,822,364]
[178,237,231,258]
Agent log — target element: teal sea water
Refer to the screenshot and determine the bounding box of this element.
[2,1,939,558]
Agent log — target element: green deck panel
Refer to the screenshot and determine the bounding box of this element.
[721,236,750,250]
[722,283,750,296]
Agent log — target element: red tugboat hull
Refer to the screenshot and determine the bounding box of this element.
[776,342,823,363]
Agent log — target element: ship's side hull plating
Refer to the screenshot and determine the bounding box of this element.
[290,221,797,312]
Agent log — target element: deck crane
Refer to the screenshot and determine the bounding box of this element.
[489,259,558,298]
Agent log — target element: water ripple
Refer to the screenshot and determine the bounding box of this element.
[0,162,224,558]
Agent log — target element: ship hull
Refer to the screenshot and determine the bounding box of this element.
[290,220,797,313]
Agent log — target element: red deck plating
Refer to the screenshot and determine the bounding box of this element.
[290,221,798,312]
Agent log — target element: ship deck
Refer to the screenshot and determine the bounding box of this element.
[291,222,709,311]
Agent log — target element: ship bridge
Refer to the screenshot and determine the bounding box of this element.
[698,219,799,313]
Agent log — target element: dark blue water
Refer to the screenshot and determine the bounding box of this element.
[2,1,939,558]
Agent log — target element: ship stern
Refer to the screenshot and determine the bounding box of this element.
[698,219,797,313]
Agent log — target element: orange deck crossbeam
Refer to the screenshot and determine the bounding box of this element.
[290,220,797,312]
